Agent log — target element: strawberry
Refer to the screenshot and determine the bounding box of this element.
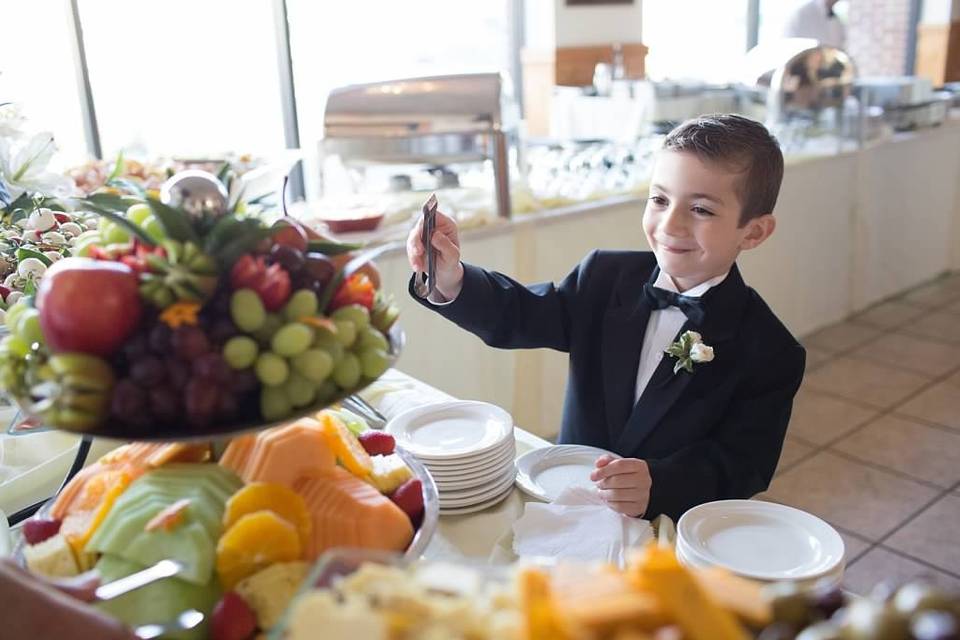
[53,213,70,224]
[210,591,257,640]
[230,254,266,291]
[23,518,63,545]
[257,263,291,311]
[0,285,10,301]
[358,431,396,456]
[389,478,424,527]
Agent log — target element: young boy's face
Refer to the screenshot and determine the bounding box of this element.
[643,150,772,290]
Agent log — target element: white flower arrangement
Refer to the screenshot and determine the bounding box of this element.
[665,330,715,374]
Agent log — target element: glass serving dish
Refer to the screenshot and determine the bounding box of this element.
[6,324,404,442]
[268,547,516,640]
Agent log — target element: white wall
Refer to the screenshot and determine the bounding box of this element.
[525,0,644,48]
[921,0,960,24]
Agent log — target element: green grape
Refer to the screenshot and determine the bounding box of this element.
[284,371,316,408]
[283,289,319,321]
[101,221,129,244]
[230,289,266,333]
[331,304,370,332]
[316,380,338,403]
[16,309,44,346]
[333,319,357,348]
[223,336,258,370]
[332,352,361,389]
[5,301,29,333]
[255,352,289,386]
[5,335,31,358]
[313,332,344,364]
[358,347,389,379]
[261,385,293,421]
[126,203,152,225]
[291,349,334,384]
[143,215,165,240]
[253,313,284,346]
[356,326,389,352]
[271,323,313,357]
[72,239,99,258]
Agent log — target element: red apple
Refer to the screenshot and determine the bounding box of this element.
[37,257,143,357]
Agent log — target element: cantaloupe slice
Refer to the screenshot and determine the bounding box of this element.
[221,419,335,487]
[293,468,413,560]
[60,470,131,556]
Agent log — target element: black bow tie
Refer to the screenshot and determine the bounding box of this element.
[642,283,706,325]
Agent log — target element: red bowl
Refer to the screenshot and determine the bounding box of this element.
[320,213,385,234]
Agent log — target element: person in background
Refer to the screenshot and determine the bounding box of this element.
[781,0,846,49]
[0,559,135,639]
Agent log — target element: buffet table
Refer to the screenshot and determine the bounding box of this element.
[0,369,551,560]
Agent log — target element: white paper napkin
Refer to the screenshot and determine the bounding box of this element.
[511,486,653,567]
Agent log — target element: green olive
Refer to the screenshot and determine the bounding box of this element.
[894,582,959,618]
[840,600,910,640]
[766,582,814,628]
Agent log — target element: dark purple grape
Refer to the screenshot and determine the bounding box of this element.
[230,369,259,394]
[148,323,173,354]
[210,292,231,316]
[149,386,181,422]
[173,326,210,360]
[811,586,846,620]
[192,353,232,385]
[165,357,191,392]
[185,377,220,426]
[269,244,305,273]
[217,392,239,420]
[123,334,150,361]
[304,253,335,284]
[111,380,147,422]
[209,319,239,345]
[130,356,166,386]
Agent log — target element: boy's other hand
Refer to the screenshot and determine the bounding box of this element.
[406,208,465,301]
[590,455,652,518]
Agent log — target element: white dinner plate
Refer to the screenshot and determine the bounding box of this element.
[386,401,514,461]
[433,463,516,491]
[420,437,516,470]
[438,484,514,516]
[514,445,619,502]
[423,442,516,477]
[436,465,517,499]
[676,500,845,582]
[438,471,518,508]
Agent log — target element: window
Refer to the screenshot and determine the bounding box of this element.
[77,0,287,159]
[642,0,749,83]
[0,0,89,168]
[286,0,512,199]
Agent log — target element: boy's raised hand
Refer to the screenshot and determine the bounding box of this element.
[406,208,465,302]
[591,455,652,518]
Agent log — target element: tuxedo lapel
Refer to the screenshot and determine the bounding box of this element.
[614,264,751,455]
[600,263,656,444]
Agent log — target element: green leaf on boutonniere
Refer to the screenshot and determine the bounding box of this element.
[665,343,685,358]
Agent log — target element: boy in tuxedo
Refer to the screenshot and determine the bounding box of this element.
[406,115,805,521]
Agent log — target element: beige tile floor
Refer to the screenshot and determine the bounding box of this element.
[761,271,960,595]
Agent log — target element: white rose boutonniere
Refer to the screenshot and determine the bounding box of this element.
[665,330,715,374]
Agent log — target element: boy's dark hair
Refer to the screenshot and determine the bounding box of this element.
[663,114,784,226]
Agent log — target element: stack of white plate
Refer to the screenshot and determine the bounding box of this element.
[386,401,516,515]
[676,500,846,588]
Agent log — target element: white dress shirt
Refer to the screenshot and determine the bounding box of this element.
[781,0,846,49]
[634,270,729,403]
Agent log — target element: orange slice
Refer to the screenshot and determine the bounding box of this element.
[223,483,312,549]
[318,412,372,478]
[216,510,301,590]
[61,471,131,556]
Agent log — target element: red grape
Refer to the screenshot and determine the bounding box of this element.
[209,319,239,344]
[193,353,232,385]
[165,357,191,392]
[148,323,173,354]
[111,380,147,422]
[185,377,220,425]
[230,369,259,394]
[130,356,166,386]
[270,244,306,273]
[149,386,181,422]
[173,326,210,360]
[23,518,62,545]
[304,253,335,285]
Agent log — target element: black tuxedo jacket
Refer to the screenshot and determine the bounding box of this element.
[410,250,805,520]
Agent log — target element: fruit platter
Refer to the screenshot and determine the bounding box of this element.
[0,170,402,440]
[17,408,439,639]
